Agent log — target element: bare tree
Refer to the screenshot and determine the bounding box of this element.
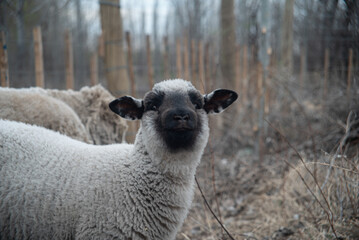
[74,0,87,89]
[4,0,26,87]
[152,0,161,75]
[220,0,236,89]
[280,0,294,73]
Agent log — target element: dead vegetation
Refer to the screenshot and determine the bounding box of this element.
[177,73,359,240]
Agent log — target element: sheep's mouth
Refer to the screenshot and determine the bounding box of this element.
[160,127,199,151]
[167,126,194,132]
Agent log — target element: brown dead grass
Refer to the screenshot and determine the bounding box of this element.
[177,71,359,240]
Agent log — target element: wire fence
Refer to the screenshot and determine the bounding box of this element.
[1,26,358,100]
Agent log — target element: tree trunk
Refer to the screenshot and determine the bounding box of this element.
[280,0,294,73]
[15,0,25,87]
[220,0,236,89]
[99,0,129,95]
[75,0,86,89]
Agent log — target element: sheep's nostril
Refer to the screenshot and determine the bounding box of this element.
[173,114,190,121]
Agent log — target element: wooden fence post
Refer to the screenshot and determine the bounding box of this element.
[125,32,135,96]
[257,63,263,109]
[249,44,256,95]
[265,86,270,114]
[183,35,189,81]
[64,30,74,89]
[125,31,138,142]
[204,43,210,91]
[176,38,182,78]
[210,47,216,89]
[98,33,105,58]
[198,40,205,93]
[163,36,169,79]
[299,46,306,89]
[0,31,9,87]
[33,26,44,88]
[347,48,353,97]
[235,44,241,94]
[323,48,329,101]
[146,35,154,88]
[191,39,196,86]
[90,52,98,86]
[242,45,248,103]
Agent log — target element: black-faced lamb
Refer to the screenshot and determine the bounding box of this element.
[0,79,238,240]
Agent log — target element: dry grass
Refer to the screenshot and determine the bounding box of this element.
[177,71,359,239]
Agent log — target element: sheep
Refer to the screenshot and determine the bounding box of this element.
[0,87,92,143]
[0,79,238,240]
[0,85,128,145]
[43,85,128,145]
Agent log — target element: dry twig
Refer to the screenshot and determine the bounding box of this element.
[195,176,259,240]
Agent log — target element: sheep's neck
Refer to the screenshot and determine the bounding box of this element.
[133,129,204,184]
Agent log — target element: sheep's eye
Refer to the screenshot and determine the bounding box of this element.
[144,91,164,112]
[150,104,157,111]
[146,101,158,111]
[189,92,203,109]
[194,102,202,109]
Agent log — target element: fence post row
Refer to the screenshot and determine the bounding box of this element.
[2,27,357,103]
[0,31,9,87]
[33,26,44,88]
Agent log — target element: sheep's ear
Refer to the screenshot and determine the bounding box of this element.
[109,96,144,120]
[203,89,238,114]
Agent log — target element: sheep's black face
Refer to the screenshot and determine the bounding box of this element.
[109,79,238,153]
[144,90,203,152]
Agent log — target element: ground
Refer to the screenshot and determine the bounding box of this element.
[177,76,359,240]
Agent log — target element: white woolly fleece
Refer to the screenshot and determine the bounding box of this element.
[0,87,92,143]
[0,85,128,145]
[0,119,208,240]
[152,78,197,94]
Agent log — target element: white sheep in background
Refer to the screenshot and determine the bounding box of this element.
[0,85,128,145]
[0,79,238,240]
[43,85,128,145]
[0,87,92,143]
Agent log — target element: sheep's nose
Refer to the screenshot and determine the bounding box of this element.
[163,108,196,130]
[173,113,190,122]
